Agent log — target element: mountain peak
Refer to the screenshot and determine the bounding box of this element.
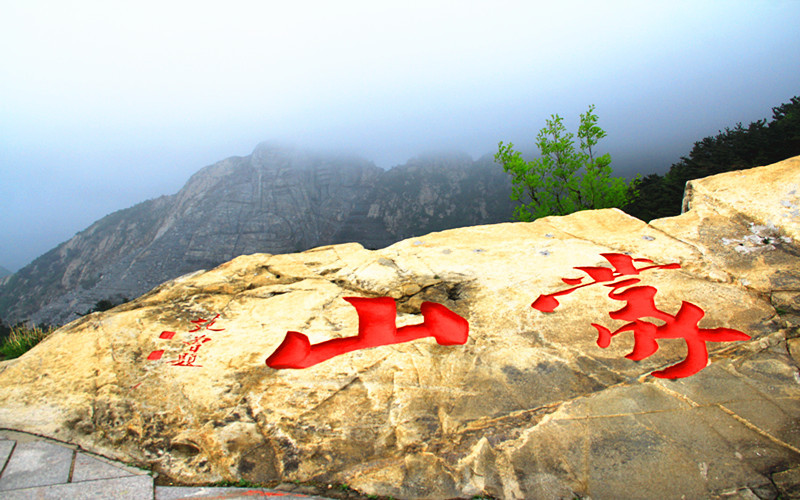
[251,141,372,166]
[408,150,473,164]
[0,144,514,325]
[252,140,298,156]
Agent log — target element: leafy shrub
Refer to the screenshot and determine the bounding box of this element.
[76,297,130,317]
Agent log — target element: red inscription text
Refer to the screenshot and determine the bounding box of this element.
[532,253,750,378]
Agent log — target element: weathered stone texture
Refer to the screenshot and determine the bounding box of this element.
[0,156,798,499]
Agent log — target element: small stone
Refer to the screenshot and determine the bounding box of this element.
[787,338,800,364]
[274,482,298,491]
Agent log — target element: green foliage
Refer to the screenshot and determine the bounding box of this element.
[92,298,129,313]
[0,324,56,359]
[210,479,263,488]
[495,105,638,221]
[774,306,789,316]
[76,297,130,317]
[622,95,800,221]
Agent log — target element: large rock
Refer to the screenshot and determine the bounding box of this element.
[0,157,798,499]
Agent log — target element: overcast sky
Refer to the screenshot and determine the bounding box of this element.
[1,1,799,272]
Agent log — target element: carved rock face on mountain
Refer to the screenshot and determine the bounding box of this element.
[0,157,798,499]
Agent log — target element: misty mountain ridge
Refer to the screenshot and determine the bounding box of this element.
[0,267,11,280]
[0,142,516,326]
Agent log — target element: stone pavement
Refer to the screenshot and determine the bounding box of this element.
[0,430,330,499]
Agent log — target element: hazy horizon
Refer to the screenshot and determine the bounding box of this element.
[2,1,799,272]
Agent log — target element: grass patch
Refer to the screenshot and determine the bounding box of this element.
[210,479,264,488]
[0,324,55,359]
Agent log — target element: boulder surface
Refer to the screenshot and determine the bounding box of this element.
[0,156,799,499]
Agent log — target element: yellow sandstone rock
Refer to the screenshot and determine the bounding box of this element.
[0,156,798,499]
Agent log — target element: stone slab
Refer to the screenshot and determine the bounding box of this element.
[773,466,800,498]
[0,429,51,443]
[0,440,73,491]
[156,486,329,499]
[71,451,143,482]
[0,474,153,499]
[0,440,14,471]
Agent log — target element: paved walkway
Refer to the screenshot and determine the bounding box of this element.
[0,430,329,499]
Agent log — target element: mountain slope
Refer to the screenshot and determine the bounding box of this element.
[0,144,515,325]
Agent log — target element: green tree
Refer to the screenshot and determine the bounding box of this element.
[495,105,638,221]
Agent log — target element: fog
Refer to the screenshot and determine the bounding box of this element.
[1,1,799,272]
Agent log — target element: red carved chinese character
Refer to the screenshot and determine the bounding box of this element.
[188,314,224,332]
[185,334,212,353]
[532,253,680,312]
[266,297,469,369]
[146,316,220,366]
[169,332,213,366]
[171,351,200,367]
[532,253,750,378]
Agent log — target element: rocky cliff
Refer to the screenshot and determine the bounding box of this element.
[0,156,797,499]
[0,144,515,326]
